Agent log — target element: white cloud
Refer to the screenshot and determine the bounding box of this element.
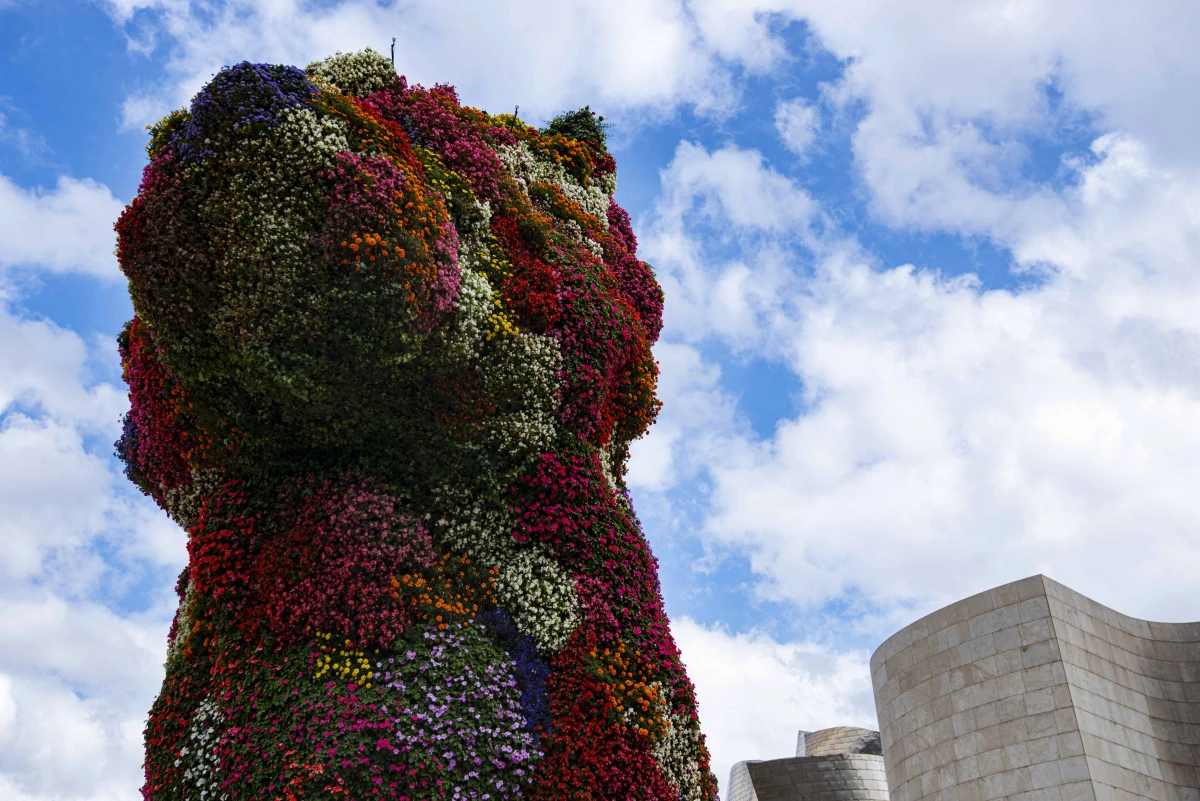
[674,618,875,798]
[774,97,819,157]
[0,414,116,586]
[109,0,786,130]
[628,342,749,492]
[0,307,126,431]
[788,0,1200,165]
[648,2,1200,242]
[0,173,124,279]
[643,142,818,348]
[657,142,818,233]
[637,129,1200,630]
[0,303,141,586]
[0,620,163,801]
[0,298,183,800]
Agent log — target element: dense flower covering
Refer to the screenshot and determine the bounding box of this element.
[116,48,717,800]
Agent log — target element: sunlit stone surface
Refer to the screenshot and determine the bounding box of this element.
[872,575,1200,801]
[728,726,891,801]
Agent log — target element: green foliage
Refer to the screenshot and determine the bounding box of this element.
[544,106,610,149]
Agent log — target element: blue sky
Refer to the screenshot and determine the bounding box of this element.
[4,2,1200,799]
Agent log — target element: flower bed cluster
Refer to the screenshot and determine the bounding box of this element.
[117,48,717,800]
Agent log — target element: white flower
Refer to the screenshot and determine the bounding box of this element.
[493,548,579,653]
[651,708,709,801]
[306,49,397,98]
[496,142,611,228]
[179,698,229,800]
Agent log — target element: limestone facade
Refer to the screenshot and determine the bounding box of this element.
[870,575,1200,801]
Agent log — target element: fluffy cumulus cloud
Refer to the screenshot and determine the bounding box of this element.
[0,173,125,279]
[0,597,168,801]
[774,97,819,158]
[685,0,1200,237]
[109,0,777,130]
[646,141,818,347]
[637,121,1200,630]
[0,301,183,800]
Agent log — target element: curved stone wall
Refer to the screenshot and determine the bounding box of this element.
[744,754,890,801]
[727,726,891,801]
[802,726,884,757]
[870,575,1200,801]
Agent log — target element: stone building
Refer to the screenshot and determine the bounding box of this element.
[727,725,892,801]
[870,575,1200,801]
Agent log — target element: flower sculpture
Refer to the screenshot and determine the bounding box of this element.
[115,49,719,800]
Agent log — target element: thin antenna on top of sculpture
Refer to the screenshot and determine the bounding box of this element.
[514,105,519,122]
[391,37,396,67]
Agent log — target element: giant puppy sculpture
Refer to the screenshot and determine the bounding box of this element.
[116,49,718,800]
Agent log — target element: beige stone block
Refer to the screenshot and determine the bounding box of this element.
[1030,760,1063,789]
[979,772,1008,800]
[932,739,957,769]
[1029,787,1065,801]
[997,695,1030,725]
[1003,766,1035,795]
[950,622,971,651]
[1056,732,1086,758]
[978,724,1004,753]
[1023,640,1060,669]
[1021,597,1053,623]
[1000,718,1032,746]
[932,669,953,701]
[935,764,959,791]
[998,603,1025,632]
[1060,756,1091,783]
[930,717,955,746]
[956,755,981,783]
[1027,687,1057,715]
[1023,618,1055,646]
[929,693,954,722]
[1024,664,1057,692]
[964,635,1000,665]
[978,748,1005,778]
[993,583,1023,609]
[952,709,977,737]
[997,671,1027,700]
[1002,743,1032,770]
[997,647,1027,676]
[994,622,1023,652]
[972,612,1002,640]
[1027,734,1061,765]
[1053,684,1076,710]
[967,592,997,620]
[955,732,981,759]
[1027,711,1060,740]
[1060,780,1098,801]
[1016,576,1048,602]
[1054,708,1081,734]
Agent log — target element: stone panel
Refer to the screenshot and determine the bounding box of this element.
[746,754,891,801]
[871,576,1200,801]
[804,727,885,757]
